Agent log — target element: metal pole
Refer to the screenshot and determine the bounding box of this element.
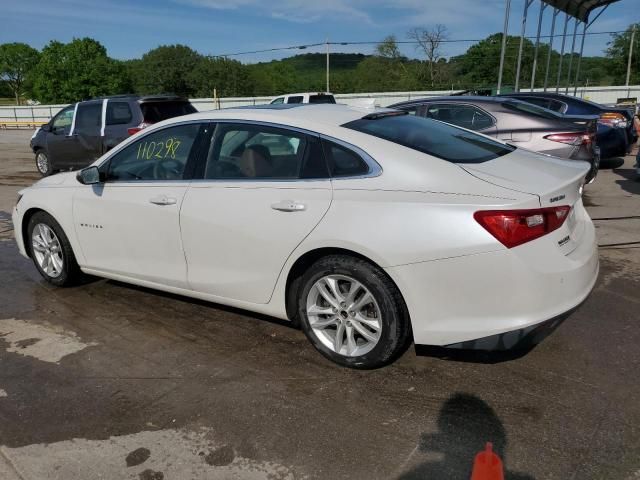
[326,39,330,92]
[625,25,637,87]
[573,23,588,96]
[565,18,579,94]
[544,8,559,91]
[515,0,533,92]
[555,13,570,93]
[497,0,511,94]
[530,1,547,90]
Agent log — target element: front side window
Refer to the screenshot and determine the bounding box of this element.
[421,104,494,131]
[51,106,74,132]
[107,102,133,125]
[344,113,514,164]
[204,123,327,180]
[270,97,285,104]
[104,123,201,181]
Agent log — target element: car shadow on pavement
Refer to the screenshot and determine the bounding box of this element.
[612,166,640,195]
[398,393,535,480]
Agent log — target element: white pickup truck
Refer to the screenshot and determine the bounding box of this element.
[270,92,336,105]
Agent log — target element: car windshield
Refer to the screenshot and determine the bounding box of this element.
[140,101,197,123]
[343,113,514,164]
[502,100,562,120]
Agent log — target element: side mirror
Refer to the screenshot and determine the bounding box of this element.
[77,166,101,185]
[41,123,51,132]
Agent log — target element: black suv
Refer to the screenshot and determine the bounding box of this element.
[31,95,197,176]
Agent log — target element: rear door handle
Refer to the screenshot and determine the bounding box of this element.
[271,200,306,212]
[149,195,177,206]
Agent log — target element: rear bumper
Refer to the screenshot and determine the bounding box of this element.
[385,209,599,348]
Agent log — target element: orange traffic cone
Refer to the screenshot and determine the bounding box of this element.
[471,442,504,480]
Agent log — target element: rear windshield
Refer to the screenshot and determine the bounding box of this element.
[502,100,562,120]
[343,113,514,164]
[140,101,197,123]
[309,95,336,104]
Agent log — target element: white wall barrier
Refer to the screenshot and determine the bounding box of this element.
[1,86,638,126]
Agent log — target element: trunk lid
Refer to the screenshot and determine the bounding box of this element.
[461,148,589,254]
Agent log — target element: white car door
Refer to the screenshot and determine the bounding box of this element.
[73,122,207,288]
[180,122,332,304]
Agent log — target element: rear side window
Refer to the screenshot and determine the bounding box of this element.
[322,140,369,177]
[420,104,494,131]
[309,95,336,104]
[502,101,561,120]
[141,101,197,123]
[107,102,133,125]
[343,114,514,164]
[287,96,304,104]
[515,96,551,109]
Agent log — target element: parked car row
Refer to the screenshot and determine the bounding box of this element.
[14,102,598,368]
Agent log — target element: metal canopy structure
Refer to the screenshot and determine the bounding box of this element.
[496,0,623,96]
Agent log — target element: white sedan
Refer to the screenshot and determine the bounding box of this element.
[12,104,599,368]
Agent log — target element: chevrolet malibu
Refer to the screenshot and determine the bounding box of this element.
[12,104,599,368]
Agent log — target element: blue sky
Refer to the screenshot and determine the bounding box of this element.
[1,0,638,63]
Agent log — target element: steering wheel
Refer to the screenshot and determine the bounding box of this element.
[153,158,183,180]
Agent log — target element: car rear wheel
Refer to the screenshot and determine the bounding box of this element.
[27,212,83,286]
[35,150,53,176]
[297,255,411,369]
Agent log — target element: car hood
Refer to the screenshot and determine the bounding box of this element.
[459,148,589,208]
[32,171,78,188]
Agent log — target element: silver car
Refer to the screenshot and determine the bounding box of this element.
[390,96,599,181]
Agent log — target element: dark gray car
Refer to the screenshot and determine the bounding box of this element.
[390,96,599,181]
[31,95,196,176]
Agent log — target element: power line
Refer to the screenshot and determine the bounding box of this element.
[213,30,629,58]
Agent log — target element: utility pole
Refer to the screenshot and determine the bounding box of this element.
[625,25,636,88]
[326,38,330,93]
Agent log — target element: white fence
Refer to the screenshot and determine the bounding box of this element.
[1,85,639,125]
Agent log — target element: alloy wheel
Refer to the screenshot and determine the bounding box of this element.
[36,152,49,175]
[31,223,64,278]
[306,274,382,357]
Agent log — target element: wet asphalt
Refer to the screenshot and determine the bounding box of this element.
[0,130,639,480]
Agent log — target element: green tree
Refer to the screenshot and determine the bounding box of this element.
[31,38,129,103]
[606,23,640,85]
[0,42,40,105]
[188,56,252,97]
[132,45,202,96]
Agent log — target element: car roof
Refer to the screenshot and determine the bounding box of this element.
[276,92,334,97]
[170,104,388,132]
[391,96,506,107]
[85,94,189,103]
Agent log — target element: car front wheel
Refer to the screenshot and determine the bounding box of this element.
[298,255,411,369]
[35,150,53,176]
[27,211,83,286]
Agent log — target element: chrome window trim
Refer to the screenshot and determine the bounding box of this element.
[190,119,382,184]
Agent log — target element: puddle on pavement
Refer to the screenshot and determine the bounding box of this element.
[0,318,97,364]
[0,428,297,480]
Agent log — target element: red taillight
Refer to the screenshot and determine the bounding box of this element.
[474,206,571,248]
[544,132,591,145]
[127,122,153,136]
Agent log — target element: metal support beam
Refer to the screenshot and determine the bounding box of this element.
[497,0,511,94]
[515,0,533,92]
[555,13,570,93]
[326,39,330,93]
[565,18,579,94]
[573,4,611,96]
[530,1,547,90]
[544,8,560,91]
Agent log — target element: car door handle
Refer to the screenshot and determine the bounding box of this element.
[149,195,177,206]
[271,200,306,212]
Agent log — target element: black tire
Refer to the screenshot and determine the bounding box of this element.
[35,150,53,177]
[297,255,411,369]
[27,211,84,287]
